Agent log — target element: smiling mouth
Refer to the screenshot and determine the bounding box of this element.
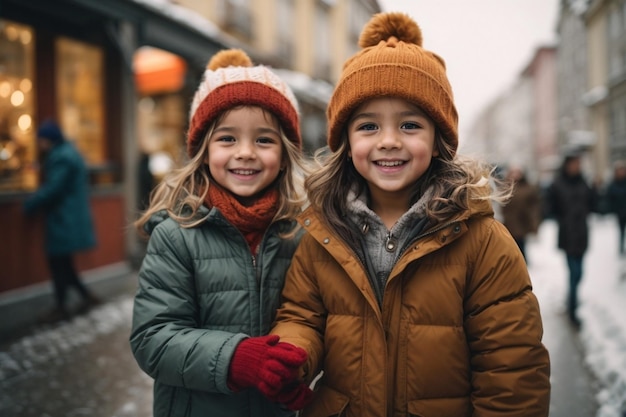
[230,169,258,175]
[375,161,405,167]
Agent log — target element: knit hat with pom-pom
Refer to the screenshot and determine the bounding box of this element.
[327,12,458,154]
[187,49,301,158]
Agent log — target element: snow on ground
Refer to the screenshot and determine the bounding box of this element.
[528,215,626,417]
[0,298,133,381]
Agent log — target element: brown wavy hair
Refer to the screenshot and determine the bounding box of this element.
[305,129,511,242]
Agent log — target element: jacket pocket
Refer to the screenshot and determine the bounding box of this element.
[301,384,349,417]
[407,397,470,417]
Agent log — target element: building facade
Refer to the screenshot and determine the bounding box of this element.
[557,0,593,159]
[464,47,557,185]
[0,0,231,336]
[602,0,626,163]
[466,0,626,187]
[524,47,559,184]
[584,0,611,181]
[559,0,626,181]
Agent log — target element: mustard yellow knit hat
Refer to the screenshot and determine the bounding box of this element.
[327,12,458,154]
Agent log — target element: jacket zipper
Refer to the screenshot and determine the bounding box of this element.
[335,220,460,294]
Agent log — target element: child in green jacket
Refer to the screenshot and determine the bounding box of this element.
[130,49,312,417]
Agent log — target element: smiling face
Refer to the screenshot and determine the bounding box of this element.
[206,106,284,205]
[347,97,438,208]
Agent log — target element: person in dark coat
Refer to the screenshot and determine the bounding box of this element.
[501,166,542,262]
[607,160,626,255]
[23,119,100,322]
[546,153,595,327]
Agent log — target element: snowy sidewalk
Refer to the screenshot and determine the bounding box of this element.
[528,215,626,417]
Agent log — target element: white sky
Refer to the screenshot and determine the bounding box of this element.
[377,0,560,141]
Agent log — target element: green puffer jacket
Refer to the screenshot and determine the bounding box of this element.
[130,206,303,417]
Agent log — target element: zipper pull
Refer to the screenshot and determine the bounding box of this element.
[385,233,398,252]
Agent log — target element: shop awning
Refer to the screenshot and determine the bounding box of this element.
[65,0,228,67]
[133,47,187,95]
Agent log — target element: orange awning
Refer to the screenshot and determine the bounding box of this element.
[133,47,187,95]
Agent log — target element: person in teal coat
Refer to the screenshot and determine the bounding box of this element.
[23,119,99,322]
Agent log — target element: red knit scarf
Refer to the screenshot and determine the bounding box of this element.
[205,185,279,254]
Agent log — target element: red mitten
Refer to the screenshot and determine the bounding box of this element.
[228,335,307,396]
[270,382,314,411]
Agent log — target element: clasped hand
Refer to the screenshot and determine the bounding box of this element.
[228,334,313,410]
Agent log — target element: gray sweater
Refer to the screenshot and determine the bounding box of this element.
[346,188,432,305]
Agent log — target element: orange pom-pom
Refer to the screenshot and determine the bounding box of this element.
[358,12,422,48]
[207,49,253,71]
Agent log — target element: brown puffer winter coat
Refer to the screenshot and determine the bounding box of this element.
[272,200,550,417]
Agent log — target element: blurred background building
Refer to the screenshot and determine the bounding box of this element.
[465,0,626,189]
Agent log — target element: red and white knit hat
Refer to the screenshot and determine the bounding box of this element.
[187,49,301,158]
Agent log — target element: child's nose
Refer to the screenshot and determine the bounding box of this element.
[235,141,256,159]
[377,129,400,149]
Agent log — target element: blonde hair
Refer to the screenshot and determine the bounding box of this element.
[306,130,511,240]
[135,107,309,239]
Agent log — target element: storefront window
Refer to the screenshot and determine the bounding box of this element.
[137,94,186,181]
[0,19,36,191]
[134,47,188,184]
[56,37,105,166]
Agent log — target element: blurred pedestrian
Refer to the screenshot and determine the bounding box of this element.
[501,165,542,262]
[23,119,100,322]
[129,49,312,417]
[271,12,550,417]
[607,160,626,255]
[546,152,595,328]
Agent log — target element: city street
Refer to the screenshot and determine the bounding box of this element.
[528,215,626,417]
[0,216,624,417]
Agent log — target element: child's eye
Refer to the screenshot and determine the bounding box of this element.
[401,122,420,130]
[216,135,236,143]
[357,123,378,131]
[257,136,278,145]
